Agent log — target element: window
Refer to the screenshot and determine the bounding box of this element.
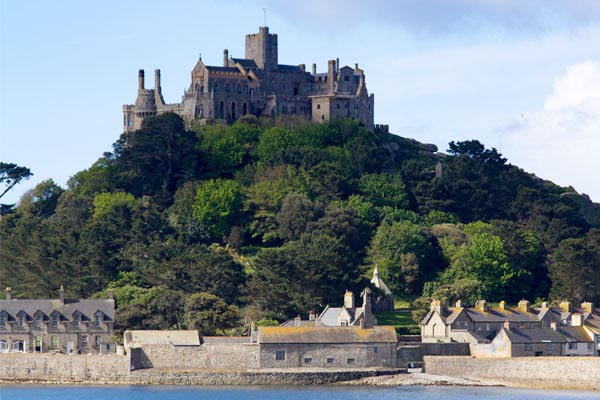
[347,358,355,365]
[303,358,312,364]
[568,343,577,350]
[464,322,468,330]
[95,314,102,327]
[588,343,594,351]
[317,104,320,110]
[486,323,490,332]
[95,335,101,348]
[35,336,42,352]
[327,357,334,364]
[81,336,88,348]
[0,313,5,328]
[525,343,532,351]
[12,340,25,352]
[51,336,58,349]
[17,314,24,328]
[72,315,80,328]
[321,115,324,120]
[344,75,350,81]
[545,342,552,351]
[51,314,58,328]
[275,350,285,361]
[340,321,348,327]
[336,104,340,109]
[0,340,7,352]
[373,347,378,354]
[225,83,230,93]
[35,314,42,328]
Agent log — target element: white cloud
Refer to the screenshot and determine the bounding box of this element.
[503,61,600,202]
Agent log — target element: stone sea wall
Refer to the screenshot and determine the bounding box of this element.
[424,356,600,390]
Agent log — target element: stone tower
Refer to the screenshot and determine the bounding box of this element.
[245,26,278,71]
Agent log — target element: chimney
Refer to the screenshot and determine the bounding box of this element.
[223,49,229,67]
[431,299,442,313]
[476,300,488,312]
[499,301,506,310]
[309,310,315,321]
[312,63,316,75]
[315,316,321,327]
[5,287,11,300]
[560,301,572,313]
[327,59,336,85]
[59,285,65,304]
[504,320,510,331]
[518,300,530,313]
[541,302,549,310]
[571,312,582,327]
[354,63,359,72]
[336,57,339,72]
[359,318,365,330]
[154,69,161,91]
[299,64,305,71]
[344,290,355,309]
[295,315,301,327]
[108,289,114,301]
[455,300,462,308]
[138,69,145,90]
[550,320,558,331]
[581,302,594,314]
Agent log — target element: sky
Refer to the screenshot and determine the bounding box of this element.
[1,0,599,204]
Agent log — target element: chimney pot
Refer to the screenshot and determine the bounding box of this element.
[5,287,11,300]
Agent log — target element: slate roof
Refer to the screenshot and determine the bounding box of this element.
[232,58,258,69]
[0,298,114,322]
[319,305,364,326]
[205,66,243,73]
[124,330,200,346]
[277,64,304,72]
[257,326,397,344]
[557,326,593,343]
[502,327,567,344]
[370,267,392,295]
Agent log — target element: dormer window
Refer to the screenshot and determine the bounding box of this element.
[72,314,80,328]
[0,312,6,328]
[95,314,102,327]
[34,314,42,328]
[51,313,58,328]
[17,313,25,328]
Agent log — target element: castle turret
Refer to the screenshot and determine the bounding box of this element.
[245,26,278,71]
[154,69,161,91]
[223,49,229,67]
[328,59,336,92]
[312,63,316,75]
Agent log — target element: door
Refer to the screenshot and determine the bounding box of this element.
[35,336,42,352]
[66,341,74,353]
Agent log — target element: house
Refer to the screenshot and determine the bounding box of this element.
[255,324,397,368]
[370,267,394,312]
[0,287,115,354]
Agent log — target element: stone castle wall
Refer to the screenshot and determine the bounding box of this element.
[0,353,131,383]
[424,356,600,390]
[396,342,470,367]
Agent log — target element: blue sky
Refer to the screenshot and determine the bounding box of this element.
[1,0,599,204]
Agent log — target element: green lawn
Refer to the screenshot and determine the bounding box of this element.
[375,300,420,334]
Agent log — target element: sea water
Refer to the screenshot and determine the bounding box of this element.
[1,385,599,400]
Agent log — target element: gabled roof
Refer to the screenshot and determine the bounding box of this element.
[205,66,243,74]
[0,298,115,322]
[258,326,397,344]
[558,326,593,343]
[370,267,392,295]
[277,64,304,73]
[232,58,258,69]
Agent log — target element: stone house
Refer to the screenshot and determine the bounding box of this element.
[123,27,375,132]
[0,287,115,354]
[256,325,397,368]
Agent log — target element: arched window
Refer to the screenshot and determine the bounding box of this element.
[219,102,224,119]
[236,83,242,94]
[213,82,219,92]
[200,85,204,93]
[231,102,236,119]
[242,102,248,116]
[0,340,7,353]
[225,82,230,93]
[12,340,25,352]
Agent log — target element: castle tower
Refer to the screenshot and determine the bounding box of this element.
[245,26,278,71]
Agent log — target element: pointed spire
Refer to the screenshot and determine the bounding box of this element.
[373,266,380,279]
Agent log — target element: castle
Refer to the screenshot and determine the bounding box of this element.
[123,27,375,132]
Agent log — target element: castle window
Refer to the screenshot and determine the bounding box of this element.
[231,102,236,119]
[275,350,285,361]
[321,115,324,120]
[336,104,340,109]
[317,104,320,110]
[219,102,224,119]
[200,85,204,93]
[236,83,242,94]
[242,102,248,115]
[213,83,219,92]
[293,85,299,96]
[225,83,230,93]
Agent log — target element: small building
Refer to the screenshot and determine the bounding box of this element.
[256,325,397,368]
[0,287,115,354]
[124,329,200,348]
[319,289,378,327]
[370,267,394,312]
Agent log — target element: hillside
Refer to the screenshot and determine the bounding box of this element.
[1,113,599,335]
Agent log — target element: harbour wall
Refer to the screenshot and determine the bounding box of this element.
[424,356,600,390]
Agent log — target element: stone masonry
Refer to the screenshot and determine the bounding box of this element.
[123,27,375,132]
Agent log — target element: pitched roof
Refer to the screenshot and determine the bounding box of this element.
[232,58,258,69]
[558,326,593,342]
[257,326,397,344]
[370,267,392,295]
[0,298,114,321]
[124,330,200,346]
[502,327,567,344]
[205,66,243,73]
[277,64,304,72]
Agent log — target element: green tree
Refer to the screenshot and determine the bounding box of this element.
[183,292,240,335]
[192,179,243,240]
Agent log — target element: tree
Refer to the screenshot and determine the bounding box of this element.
[0,162,32,199]
[192,179,243,240]
[276,192,323,241]
[358,172,409,209]
[183,292,240,335]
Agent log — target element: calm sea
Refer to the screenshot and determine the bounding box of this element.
[1,386,599,400]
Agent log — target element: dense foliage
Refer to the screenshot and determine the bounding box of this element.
[2,113,599,334]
